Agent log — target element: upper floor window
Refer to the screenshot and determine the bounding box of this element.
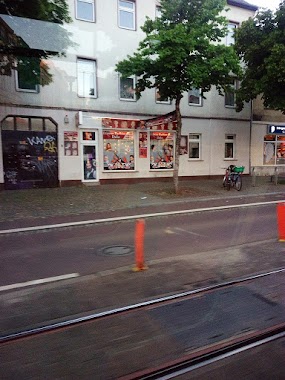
[76,0,95,22]
[226,23,237,46]
[156,5,162,18]
[155,89,171,104]
[225,79,238,108]
[119,75,136,101]
[188,88,202,106]
[189,134,201,159]
[16,57,39,93]
[77,58,97,98]
[118,0,135,30]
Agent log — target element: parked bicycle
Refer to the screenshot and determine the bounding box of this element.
[223,165,244,191]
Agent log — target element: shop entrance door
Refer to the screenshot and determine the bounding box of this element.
[1,115,59,189]
[81,131,98,182]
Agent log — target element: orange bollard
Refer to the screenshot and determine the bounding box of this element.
[133,219,148,271]
[277,203,285,242]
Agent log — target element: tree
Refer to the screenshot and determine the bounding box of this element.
[234,1,285,113]
[116,0,241,193]
[0,0,73,86]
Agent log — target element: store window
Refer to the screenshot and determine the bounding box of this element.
[76,0,95,22]
[225,79,237,108]
[77,58,97,98]
[16,57,39,93]
[103,130,135,170]
[118,0,135,30]
[83,131,96,141]
[225,134,236,159]
[119,76,136,101]
[189,134,201,159]
[188,88,202,106]
[226,23,238,46]
[150,132,174,169]
[264,135,285,165]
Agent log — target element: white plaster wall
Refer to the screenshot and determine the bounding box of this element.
[0,0,257,185]
[0,0,255,119]
[251,122,268,167]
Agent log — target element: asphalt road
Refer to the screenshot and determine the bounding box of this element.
[0,201,281,286]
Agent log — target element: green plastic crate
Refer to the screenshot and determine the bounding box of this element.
[233,166,245,173]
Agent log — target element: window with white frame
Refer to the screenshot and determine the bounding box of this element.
[16,57,39,93]
[188,88,202,106]
[189,134,201,159]
[156,5,162,18]
[118,0,135,30]
[76,0,95,22]
[225,79,237,107]
[155,88,171,104]
[77,58,97,98]
[226,23,237,46]
[225,134,236,159]
[119,76,136,101]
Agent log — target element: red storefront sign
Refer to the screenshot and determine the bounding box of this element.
[102,118,140,129]
[150,132,174,140]
[103,131,134,140]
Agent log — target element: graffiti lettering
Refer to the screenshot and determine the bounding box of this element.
[44,141,57,153]
[27,135,56,146]
[23,158,58,182]
[5,170,18,184]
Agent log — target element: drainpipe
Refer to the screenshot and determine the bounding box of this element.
[249,100,253,177]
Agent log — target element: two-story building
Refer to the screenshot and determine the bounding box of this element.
[0,0,258,189]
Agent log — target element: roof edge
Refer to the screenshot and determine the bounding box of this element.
[227,0,258,11]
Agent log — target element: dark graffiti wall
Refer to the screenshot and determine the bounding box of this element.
[2,130,58,189]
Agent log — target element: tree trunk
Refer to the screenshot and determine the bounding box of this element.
[173,97,182,194]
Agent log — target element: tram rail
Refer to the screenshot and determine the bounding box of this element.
[121,326,285,380]
[1,267,284,345]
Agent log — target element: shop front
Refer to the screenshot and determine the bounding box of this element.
[1,115,58,189]
[98,112,177,181]
[251,122,285,175]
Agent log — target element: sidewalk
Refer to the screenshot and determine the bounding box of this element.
[0,176,284,227]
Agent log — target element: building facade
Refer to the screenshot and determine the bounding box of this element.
[0,0,259,189]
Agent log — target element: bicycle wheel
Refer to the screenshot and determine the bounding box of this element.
[226,178,231,191]
[223,176,227,188]
[235,175,242,191]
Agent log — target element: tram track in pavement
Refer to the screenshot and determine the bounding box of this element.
[120,326,285,379]
[1,267,284,345]
[1,268,284,379]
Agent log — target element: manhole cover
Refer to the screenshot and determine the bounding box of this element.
[98,245,134,256]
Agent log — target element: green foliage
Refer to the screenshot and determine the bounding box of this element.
[235,1,285,112]
[116,0,242,192]
[0,0,73,85]
[0,0,72,24]
[116,0,241,102]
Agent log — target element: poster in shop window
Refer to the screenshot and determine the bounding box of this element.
[139,132,147,158]
[64,131,78,156]
[103,130,135,170]
[150,132,174,169]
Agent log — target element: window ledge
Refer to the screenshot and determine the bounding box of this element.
[149,169,173,171]
[102,170,138,173]
[188,159,204,162]
[224,158,238,161]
